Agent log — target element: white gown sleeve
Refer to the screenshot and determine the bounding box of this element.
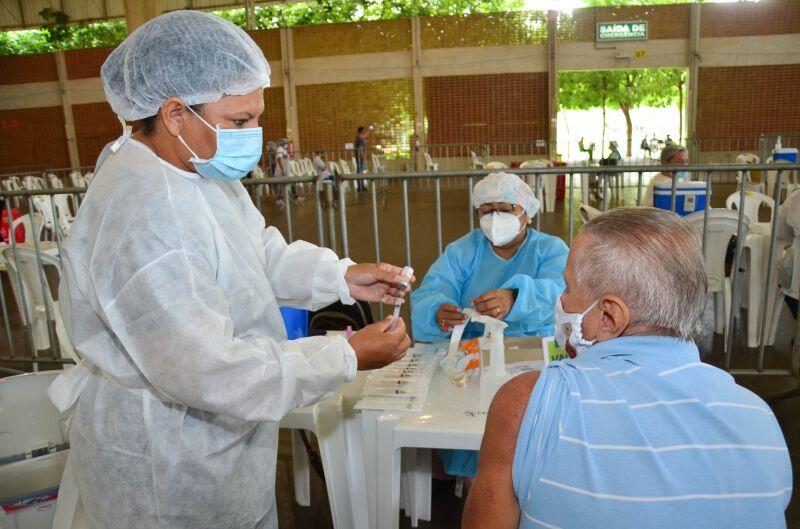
[101,248,357,422]
[262,226,356,310]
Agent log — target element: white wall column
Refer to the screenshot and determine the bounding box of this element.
[411,17,426,171]
[280,27,300,151]
[54,51,80,169]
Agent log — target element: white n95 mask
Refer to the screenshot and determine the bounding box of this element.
[554,297,598,357]
[480,211,523,247]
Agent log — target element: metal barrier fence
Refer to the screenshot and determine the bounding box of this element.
[1,163,799,380]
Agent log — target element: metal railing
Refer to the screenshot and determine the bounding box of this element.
[1,163,799,379]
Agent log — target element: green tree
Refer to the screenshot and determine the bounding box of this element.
[558,68,685,156]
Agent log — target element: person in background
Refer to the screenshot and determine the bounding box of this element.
[274,138,301,206]
[314,151,336,210]
[464,208,791,529]
[354,125,370,191]
[411,172,568,478]
[776,188,800,318]
[642,143,689,206]
[266,140,278,177]
[601,140,622,165]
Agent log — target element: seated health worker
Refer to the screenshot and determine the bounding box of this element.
[464,208,791,529]
[642,143,689,206]
[411,172,569,343]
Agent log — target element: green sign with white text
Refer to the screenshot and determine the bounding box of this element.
[596,21,648,42]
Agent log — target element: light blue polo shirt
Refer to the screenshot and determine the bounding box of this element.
[512,336,792,529]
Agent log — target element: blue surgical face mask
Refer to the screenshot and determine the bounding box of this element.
[675,170,689,180]
[178,105,263,181]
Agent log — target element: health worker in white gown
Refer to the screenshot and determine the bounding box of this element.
[47,10,412,529]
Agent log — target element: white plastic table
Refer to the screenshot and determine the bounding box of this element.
[367,340,544,529]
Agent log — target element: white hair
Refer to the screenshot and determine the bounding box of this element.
[574,207,708,340]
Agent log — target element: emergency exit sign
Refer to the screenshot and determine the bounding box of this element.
[596,21,648,42]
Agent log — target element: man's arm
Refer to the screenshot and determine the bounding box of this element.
[463,371,540,529]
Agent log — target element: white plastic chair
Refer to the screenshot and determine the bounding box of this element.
[765,236,800,372]
[2,247,75,359]
[579,203,602,223]
[686,209,750,350]
[423,152,439,172]
[371,154,386,174]
[470,151,484,170]
[0,371,71,529]
[23,175,46,190]
[521,159,556,213]
[725,191,774,229]
[484,161,508,171]
[736,153,765,194]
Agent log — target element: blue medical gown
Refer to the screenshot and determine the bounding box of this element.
[412,228,567,478]
[411,228,568,343]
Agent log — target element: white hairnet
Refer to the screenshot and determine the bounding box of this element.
[472,172,540,217]
[102,10,271,121]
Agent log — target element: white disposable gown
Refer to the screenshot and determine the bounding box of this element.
[48,136,358,529]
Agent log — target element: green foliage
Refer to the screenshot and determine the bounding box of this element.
[0,20,126,56]
[217,0,524,30]
[558,68,684,111]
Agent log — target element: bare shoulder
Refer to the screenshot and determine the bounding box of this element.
[481,371,541,459]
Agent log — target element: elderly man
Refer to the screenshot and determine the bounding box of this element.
[464,208,791,529]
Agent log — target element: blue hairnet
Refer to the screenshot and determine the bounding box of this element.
[102,10,271,121]
[472,172,540,217]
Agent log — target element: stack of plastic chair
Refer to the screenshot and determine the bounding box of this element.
[2,247,75,357]
[736,153,765,194]
[520,159,556,213]
[484,161,508,171]
[22,175,45,191]
[82,172,94,185]
[371,154,386,174]
[725,191,774,234]
[685,209,750,351]
[470,151,484,170]
[765,237,800,373]
[0,371,72,529]
[423,152,439,172]
[2,176,24,209]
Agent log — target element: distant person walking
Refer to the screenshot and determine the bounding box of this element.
[355,125,370,191]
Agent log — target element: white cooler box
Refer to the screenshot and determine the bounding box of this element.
[653,180,708,216]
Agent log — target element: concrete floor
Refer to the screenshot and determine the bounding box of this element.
[2,178,798,528]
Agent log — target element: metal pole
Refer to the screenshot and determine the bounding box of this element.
[5,199,36,360]
[370,180,384,319]
[725,174,748,366]
[757,170,784,371]
[568,173,575,245]
[636,172,643,206]
[602,174,609,211]
[402,179,411,268]
[339,179,350,258]
[314,179,324,247]
[283,186,293,243]
[535,173,542,231]
[26,196,59,361]
[670,171,678,212]
[467,176,474,232]
[435,177,442,256]
[326,182,337,254]
[701,171,712,255]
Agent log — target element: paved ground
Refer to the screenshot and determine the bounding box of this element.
[2,178,797,528]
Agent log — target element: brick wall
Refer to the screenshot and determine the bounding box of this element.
[65,47,114,79]
[422,11,547,49]
[559,4,690,42]
[297,79,414,149]
[424,73,548,145]
[261,87,287,142]
[72,102,119,167]
[0,53,58,85]
[0,107,69,172]
[247,29,282,61]
[701,0,800,38]
[696,64,800,151]
[294,19,411,58]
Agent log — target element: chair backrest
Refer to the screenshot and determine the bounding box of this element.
[69,170,85,187]
[32,195,57,229]
[371,154,384,173]
[12,213,43,243]
[83,172,94,184]
[47,173,63,189]
[23,175,45,190]
[484,161,508,170]
[338,159,352,175]
[725,190,774,225]
[685,209,750,291]
[328,161,339,175]
[424,152,435,170]
[251,165,265,179]
[0,371,70,459]
[579,204,602,223]
[350,157,358,173]
[736,153,759,164]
